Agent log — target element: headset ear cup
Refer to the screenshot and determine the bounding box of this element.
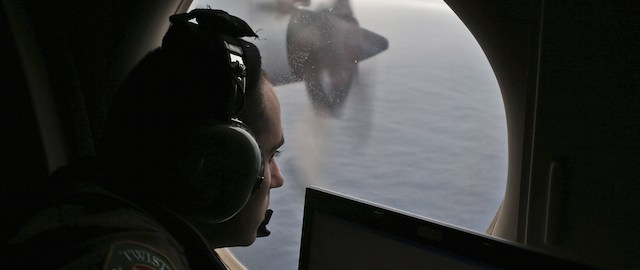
[176,122,263,223]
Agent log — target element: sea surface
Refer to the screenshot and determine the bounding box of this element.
[191,1,508,269]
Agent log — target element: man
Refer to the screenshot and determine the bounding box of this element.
[6,9,284,269]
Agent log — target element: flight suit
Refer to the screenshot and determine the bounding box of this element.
[5,183,227,270]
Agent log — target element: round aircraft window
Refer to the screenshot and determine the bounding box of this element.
[190,0,507,269]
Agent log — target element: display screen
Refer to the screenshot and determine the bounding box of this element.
[298,187,591,270]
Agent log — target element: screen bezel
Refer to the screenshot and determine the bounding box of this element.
[298,186,592,270]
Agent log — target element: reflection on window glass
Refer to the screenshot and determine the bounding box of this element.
[190,0,507,269]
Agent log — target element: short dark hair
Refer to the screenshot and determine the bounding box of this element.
[239,72,269,139]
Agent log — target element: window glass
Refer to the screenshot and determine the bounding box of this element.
[189,0,507,269]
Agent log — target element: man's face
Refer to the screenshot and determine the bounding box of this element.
[233,77,285,245]
[198,77,285,247]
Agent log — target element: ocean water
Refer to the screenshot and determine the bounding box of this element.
[190,0,508,269]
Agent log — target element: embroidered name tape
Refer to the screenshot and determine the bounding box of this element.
[103,241,177,270]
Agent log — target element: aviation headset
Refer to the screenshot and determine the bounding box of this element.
[159,9,265,223]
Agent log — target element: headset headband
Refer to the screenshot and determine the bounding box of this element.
[167,9,262,116]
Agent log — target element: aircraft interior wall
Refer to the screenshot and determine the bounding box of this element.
[445,0,540,243]
[524,2,640,269]
[0,0,190,245]
[0,0,49,244]
[449,1,640,269]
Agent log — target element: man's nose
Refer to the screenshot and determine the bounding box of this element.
[270,160,284,188]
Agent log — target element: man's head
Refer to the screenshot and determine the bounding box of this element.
[98,9,284,246]
[192,72,285,247]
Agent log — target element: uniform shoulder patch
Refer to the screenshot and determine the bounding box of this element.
[103,241,178,270]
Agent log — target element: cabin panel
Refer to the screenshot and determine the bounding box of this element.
[445,0,543,242]
[526,1,640,269]
[0,0,49,243]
